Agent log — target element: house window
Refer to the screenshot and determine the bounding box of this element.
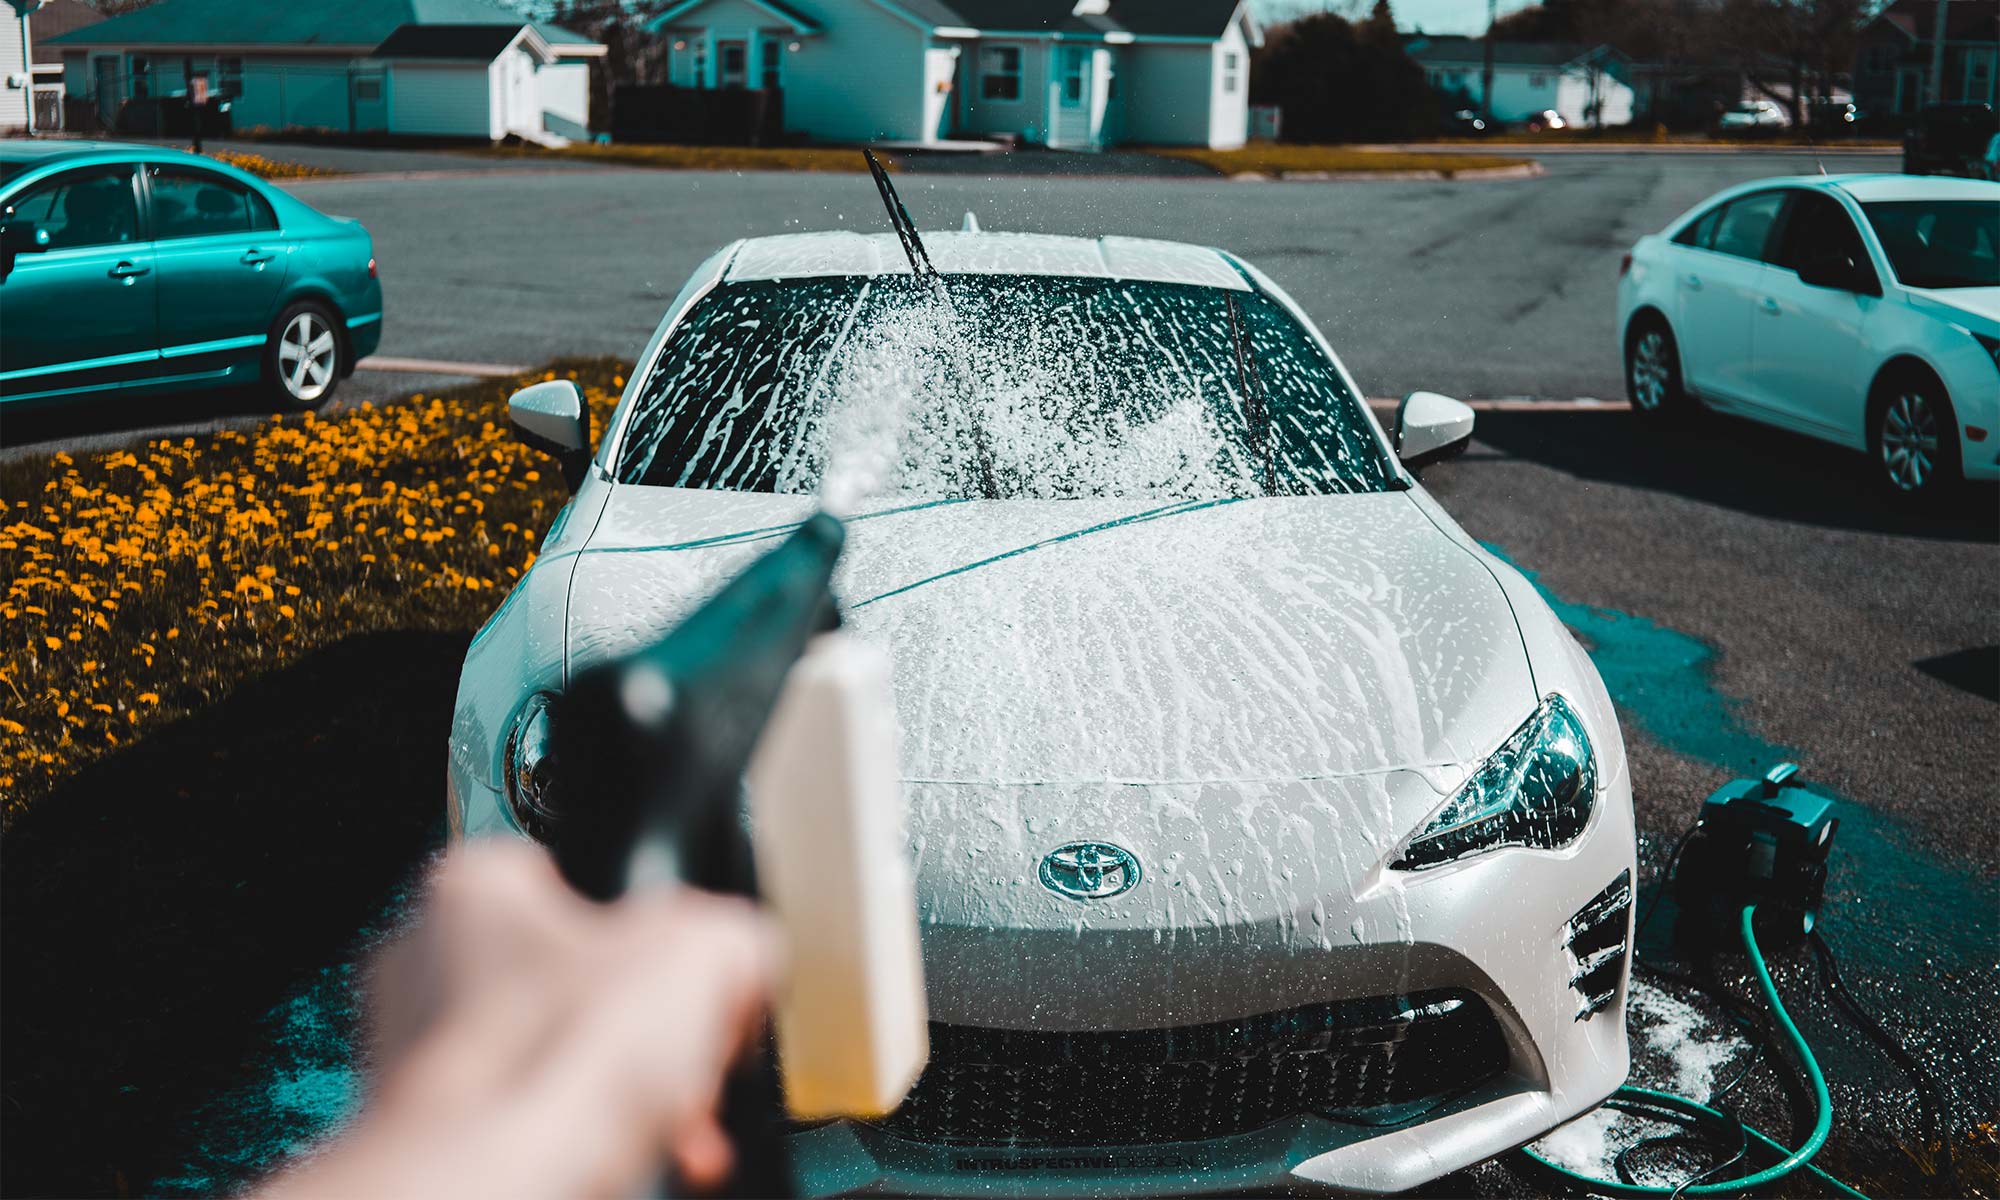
[760,39,781,90]
[981,44,1021,101]
[1222,51,1241,94]
[354,77,382,101]
[218,56,243,97]
[129,55,150,99]
[694,39,709,88]
[1863,44,1898,74]
[1528,72,1549,88]
[1964,48,1995,102]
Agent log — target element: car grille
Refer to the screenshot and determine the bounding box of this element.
[1565,869,1632,1020]
[868,988,1507,1147]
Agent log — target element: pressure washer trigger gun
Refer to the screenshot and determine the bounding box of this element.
[544,512,929,1196]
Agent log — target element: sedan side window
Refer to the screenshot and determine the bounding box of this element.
[147,167,276,240]
[1672,205,1723,249]
[2,165,141,250]
[1767,191,1875,284]
[1707,191,1786,261]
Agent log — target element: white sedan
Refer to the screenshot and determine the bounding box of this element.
[1617,173,1999,499]
[450,228,1638,1196]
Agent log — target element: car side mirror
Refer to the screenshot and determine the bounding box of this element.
[1394,390,1475,467]
[508,379,591,491]
[1797,250,1872,294]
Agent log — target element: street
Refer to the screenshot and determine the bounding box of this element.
[3,147,1994,1195]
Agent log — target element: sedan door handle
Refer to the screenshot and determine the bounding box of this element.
[107,261,151,280]
[1681,273,1703,291]
[240,250,275,266]
[1760,297,1780,314]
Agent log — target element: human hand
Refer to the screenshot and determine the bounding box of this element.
[260,841,779,1200]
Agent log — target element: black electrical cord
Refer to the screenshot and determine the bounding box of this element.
[1809,928,1958,1188]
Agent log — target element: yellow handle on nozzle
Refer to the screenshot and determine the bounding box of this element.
[747,632,929,1120]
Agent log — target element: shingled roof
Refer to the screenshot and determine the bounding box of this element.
[47,0,600,53]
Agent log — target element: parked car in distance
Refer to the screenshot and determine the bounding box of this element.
[454,228,1640,1197]
[1617,173,2000,500]
[1524,108,1567,131]
[1448,107,1494,134]
[0,141,381,411]
[1718,100,1790,130]
[1903,103,2000,179]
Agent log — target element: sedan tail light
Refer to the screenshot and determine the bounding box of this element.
[367,256,378,279]
[1619,252,1632,278]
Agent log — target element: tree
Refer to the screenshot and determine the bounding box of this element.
[1251,10,1446,142]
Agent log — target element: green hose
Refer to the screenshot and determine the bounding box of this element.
[1517,904,1864,1198]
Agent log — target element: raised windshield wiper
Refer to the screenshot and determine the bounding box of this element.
[860,150,999,499]
[1224,292,1275,494]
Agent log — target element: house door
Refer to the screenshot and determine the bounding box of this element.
[1049,45,1094,149]
[93,57,118,127]
[503,51,537,134]
[717,40,748,88]
[923,46,959,142]
[351,70,388,131]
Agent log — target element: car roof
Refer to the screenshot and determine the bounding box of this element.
[1,140,248,172]
[724,231,1252,291]
[1821,173,2000,203]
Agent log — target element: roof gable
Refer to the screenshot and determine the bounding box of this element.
[47,0,599,53]
[374,22,551,61]
[871,0,1249,40]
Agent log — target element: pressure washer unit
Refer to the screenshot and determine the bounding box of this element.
[1673,762,1838,943]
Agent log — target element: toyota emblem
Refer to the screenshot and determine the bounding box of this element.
[1039,841,1141,900]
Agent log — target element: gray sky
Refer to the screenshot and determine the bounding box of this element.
[1251,0,1539,36]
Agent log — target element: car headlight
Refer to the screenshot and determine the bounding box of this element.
[1391,694,1597,871]
[502,690,563,841]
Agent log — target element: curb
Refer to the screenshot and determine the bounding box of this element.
[1232,161,1544,183]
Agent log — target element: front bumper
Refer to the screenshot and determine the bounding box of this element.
[790,764,1637,1197]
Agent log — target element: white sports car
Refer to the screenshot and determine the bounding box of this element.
[448,227,1637,1196]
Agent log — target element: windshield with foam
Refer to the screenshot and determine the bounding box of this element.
[614,275,1399,500]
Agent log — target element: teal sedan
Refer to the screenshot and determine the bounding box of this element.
[0,142,382,411]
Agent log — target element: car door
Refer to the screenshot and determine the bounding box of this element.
[1669,189,1786,407]
[144,163,291,375]
[0,163,157,401]
[1747,189,1879,445]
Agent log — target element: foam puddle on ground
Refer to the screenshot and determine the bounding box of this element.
[1529,979,1746,1184]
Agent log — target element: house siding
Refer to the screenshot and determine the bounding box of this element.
[540,59,589,136]
[958,38,1050,143]
[1119,42,1216,145]
[776,0,927,140]
[2,14,29,131]
[1208,20,1249,147]
[388,61,491,137]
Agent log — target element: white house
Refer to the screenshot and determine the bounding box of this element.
[645,0,1260,150]
[45,0,603,141]
[1407,36,1635,128]
[2,0,36,133]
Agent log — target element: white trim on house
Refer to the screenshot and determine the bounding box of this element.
[652,0,821,35]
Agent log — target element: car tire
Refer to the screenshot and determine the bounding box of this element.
[1867,368,1961,503]
[264,300,345,411]
[1625,317,1690,422]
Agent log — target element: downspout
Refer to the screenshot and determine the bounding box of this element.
[19,2,35,135]
[1927,0,1949,104]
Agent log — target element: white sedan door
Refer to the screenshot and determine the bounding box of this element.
[1671,189,1787,406]
[1746,190,1879,446]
